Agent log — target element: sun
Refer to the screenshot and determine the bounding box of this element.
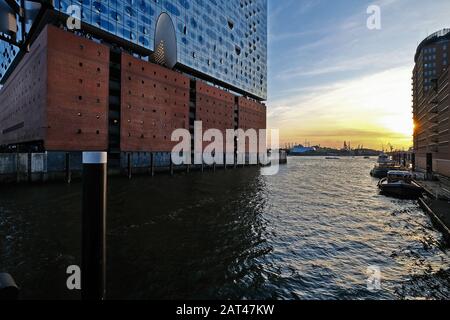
[379,115,414,137]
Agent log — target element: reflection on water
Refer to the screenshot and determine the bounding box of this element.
[0,157,449,299]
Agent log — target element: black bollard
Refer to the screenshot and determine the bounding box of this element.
[150,153,155,177]
[0,273,19,300]
[65,152,72,184]
[27,152,32,183]
[127,153,132,179]
[82,152,107,301]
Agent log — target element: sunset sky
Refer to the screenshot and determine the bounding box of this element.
[267,0,450,150]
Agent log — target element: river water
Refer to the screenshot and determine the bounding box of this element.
[0,157,449,299]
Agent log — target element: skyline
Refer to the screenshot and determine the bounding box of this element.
[266,0,450,150]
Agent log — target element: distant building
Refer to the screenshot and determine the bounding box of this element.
[412,29,450,176]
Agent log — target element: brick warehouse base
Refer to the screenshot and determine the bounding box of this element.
[0,151,288,184]
[0,25,110,151]
[0,26,271,182]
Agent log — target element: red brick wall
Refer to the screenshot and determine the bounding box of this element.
[237,97,267,154]
[121,53,190,152]
[237,97,267,131]
[195,81,235,150]
[0,26,47,146]
[45,26,110,151]
[0,25,110,151]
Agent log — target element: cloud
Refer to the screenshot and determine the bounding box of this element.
[267,0,450,148]
[267,66,414,149]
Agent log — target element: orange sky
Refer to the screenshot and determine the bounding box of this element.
[268,66,414,151]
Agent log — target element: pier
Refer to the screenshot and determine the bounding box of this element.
[388,151,450,238]
[0,150,287,184]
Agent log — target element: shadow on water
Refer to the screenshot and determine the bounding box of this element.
[107,168,273,300]
[0,158,449,300]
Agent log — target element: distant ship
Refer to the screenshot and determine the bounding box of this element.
[289,145,316,156]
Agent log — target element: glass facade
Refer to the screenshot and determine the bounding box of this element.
[0,0,268,100]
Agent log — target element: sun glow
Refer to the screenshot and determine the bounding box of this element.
[269,67,414,150]
[378,115,414,138]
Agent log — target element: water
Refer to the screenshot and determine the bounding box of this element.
[0,157,449,300]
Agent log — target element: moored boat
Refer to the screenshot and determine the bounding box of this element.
[370,153,401,178]
[378,171,424,199]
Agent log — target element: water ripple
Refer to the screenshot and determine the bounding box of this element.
[0,157,449,299]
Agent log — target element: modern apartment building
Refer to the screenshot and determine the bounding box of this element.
[412,29,450,176]
[0,0,267,170]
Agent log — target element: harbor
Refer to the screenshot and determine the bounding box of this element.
[1,0,450,305]
[368,151,450,239]
[1,156,449,299]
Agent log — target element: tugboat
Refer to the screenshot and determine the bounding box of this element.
[378,171,423,199]
[370,153,401,178]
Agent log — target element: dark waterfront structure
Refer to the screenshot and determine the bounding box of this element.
[413,29,450,177]
[0,1,268,179]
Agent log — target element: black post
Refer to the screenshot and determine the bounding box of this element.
[127,153,132,179]
[82,152,107,301]
[27,152,31,183]
[224,153,227,170]
[65,152,71,184]
[0,273,19,300]
[15,152,19,183]
[150,153,155,177]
